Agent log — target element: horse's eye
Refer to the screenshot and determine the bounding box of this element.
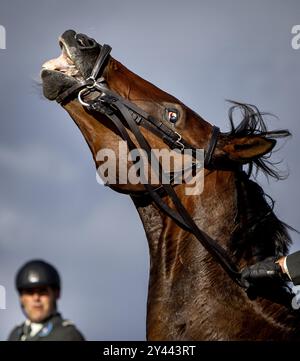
[166,109,179,124]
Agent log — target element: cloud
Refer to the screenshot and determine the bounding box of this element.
[0,144,81,184]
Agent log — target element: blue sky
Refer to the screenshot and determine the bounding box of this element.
[0,0,300,340]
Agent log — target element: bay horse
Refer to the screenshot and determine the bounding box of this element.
[41,30,300,340]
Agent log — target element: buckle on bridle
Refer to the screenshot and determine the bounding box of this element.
[78,77,109,108]
[175,132,184,151]
[86,77,97,89]
[78,89,92,107]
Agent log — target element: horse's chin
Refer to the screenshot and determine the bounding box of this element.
[40,69,78,101]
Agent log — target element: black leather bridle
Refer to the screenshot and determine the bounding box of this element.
[56,41,245,288]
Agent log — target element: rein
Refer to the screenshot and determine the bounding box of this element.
[57,43,245,288]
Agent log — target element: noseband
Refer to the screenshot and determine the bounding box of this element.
[57,41,245,289]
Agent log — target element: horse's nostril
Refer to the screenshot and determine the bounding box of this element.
[75,34,86,47]
[87,38,96,47]
[75,33,98,50]
[78,38,86,47]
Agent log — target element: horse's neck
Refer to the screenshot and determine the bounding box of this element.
[133,170,237,267]
[131,171,300,340]
[132,171,240,337]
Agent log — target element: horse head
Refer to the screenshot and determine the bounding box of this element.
[41,30,300,340]
[41,30,278,189]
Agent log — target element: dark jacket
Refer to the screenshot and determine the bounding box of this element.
[287,251,300,286]
[7,313,85,341]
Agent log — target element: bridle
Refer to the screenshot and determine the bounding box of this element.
[56,40,246,288]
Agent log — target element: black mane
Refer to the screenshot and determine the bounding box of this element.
[227,102,294,262]
[231,171,292,262]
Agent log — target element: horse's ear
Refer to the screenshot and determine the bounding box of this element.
[223,136,276,162]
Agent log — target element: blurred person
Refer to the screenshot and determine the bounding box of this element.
[8,260,85,341]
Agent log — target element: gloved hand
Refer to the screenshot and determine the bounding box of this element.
[241,257,288,289]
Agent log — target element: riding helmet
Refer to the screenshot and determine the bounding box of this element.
[16,260,61,292]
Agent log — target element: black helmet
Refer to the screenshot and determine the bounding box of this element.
[16,260,61,292]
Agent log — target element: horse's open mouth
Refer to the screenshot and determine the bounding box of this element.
[41,30,101,100]
[42,38,81,79]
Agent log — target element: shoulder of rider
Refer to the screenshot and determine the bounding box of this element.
[7,313,85,341]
